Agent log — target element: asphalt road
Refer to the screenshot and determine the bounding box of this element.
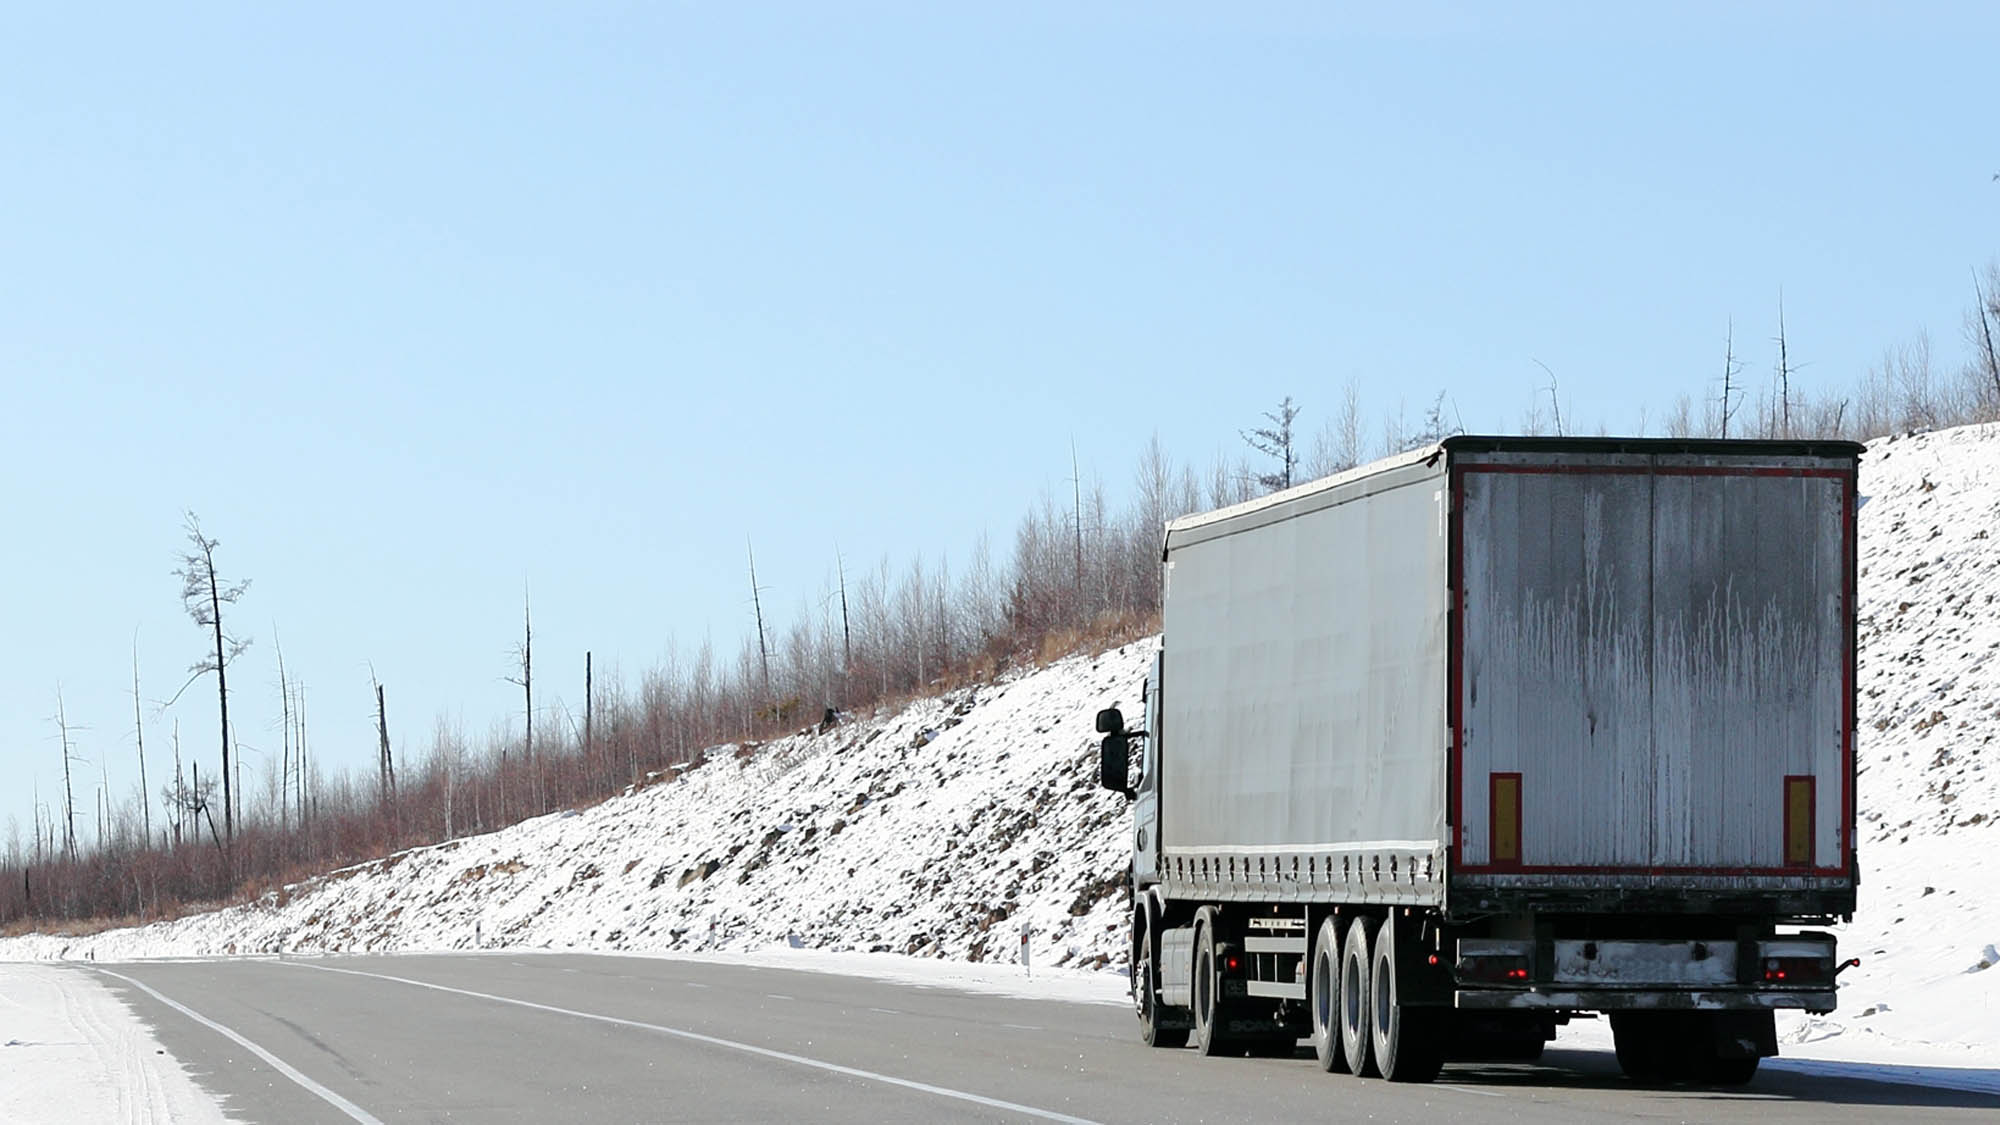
[81,953,1999,1124]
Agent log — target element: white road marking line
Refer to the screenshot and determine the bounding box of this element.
[95,969,385,1125]
[685,981,709,989]
[1438,1084,1505,1098]
[869,1007,901,1015]
[282,962,1103,1125]
[766,994,794,1001]
[1002,1024,1044,1031]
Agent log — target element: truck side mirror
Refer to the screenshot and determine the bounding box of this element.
[1099,731,1132,796]
[1096,707,1126,735]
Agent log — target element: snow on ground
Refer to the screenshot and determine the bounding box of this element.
[0,962,232,1123]
[3,423,1998,1084]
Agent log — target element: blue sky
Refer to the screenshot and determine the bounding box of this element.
[4,2,1996,848]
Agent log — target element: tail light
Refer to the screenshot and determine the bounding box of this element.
[1456,954,1533,985]
[1455,939,1534,986]
[1757,937,1840,988]
[1763,956,1832,984]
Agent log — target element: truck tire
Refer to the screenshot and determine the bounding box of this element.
[1137,933,1189,1049]
[1368,914,1443,1083]
[1610,1013,1673,1083]
[1192,912,1236,1057]
[1690,1012,1766,1085]
[1310,918,1350,1073]
[1339,916,1379,1076]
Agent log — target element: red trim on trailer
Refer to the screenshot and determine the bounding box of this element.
[1448,466,1466,870]
[1841,473,1857,873]
[1449,460,1860,881]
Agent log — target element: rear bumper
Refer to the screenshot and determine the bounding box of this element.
[1453,935,1841,1013]
[1456,988,1835,1011]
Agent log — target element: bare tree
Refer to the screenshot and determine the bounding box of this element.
[371,668,395,810]
[503,587,533,815]
[130,632,150,844]
[746,543,771,699]
[1532,361,1565,436]
[1241,396,1301,492]
[166,720,185,848]
[275,629,290,833]
[296,682,311,837]
[1663,393,1696,438]
[172,512,251,847]
[835,547,853,703]
[1305,381,1364,479]
[51,688,82,862]
[1774,293,1795,438]
[1973,267,2000,409]
[1410,390,1458,446]
[1719,319,1744,438]
[1070,442,1085,593]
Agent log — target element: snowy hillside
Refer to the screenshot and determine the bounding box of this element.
[1793,423,2000,1063]
[5,423,1998,1073]
[0,645,1154,972]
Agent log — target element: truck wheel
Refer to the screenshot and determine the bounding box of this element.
[1689,1012,1766,1085]
[1137,937,1188,1049]
[1339,916,1378,1076]
[1310,918,1350,1073]
[1369,915,1443,1083]
[1192,914,1236,1057]
[1610,1013,1668,1083]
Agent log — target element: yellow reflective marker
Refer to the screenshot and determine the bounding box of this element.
[1784,775,1815,868]
[1490,772,1522,867]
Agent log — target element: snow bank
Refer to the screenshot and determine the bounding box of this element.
[4,422,1998,1074]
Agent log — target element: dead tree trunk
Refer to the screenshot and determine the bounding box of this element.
[171,722,184,849]
[276,636,290,834]
[209,569,232,844]
[131,637,150,845]
[375,680,395,809]
[836,547,852,706]
[54,689,78,863]
[747,542,771,702]
[1721,319,1742,439]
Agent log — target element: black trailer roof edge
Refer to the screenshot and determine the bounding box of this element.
[1441,434,1866,459]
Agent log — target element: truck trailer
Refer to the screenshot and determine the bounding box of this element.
[1096,435,1862,1083]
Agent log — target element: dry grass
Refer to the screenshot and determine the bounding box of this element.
[1035,609,1159,667]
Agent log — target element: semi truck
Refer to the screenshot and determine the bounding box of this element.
[1095,435,1862,1084]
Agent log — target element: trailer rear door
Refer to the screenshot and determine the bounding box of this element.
[1451,448,1854,886]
